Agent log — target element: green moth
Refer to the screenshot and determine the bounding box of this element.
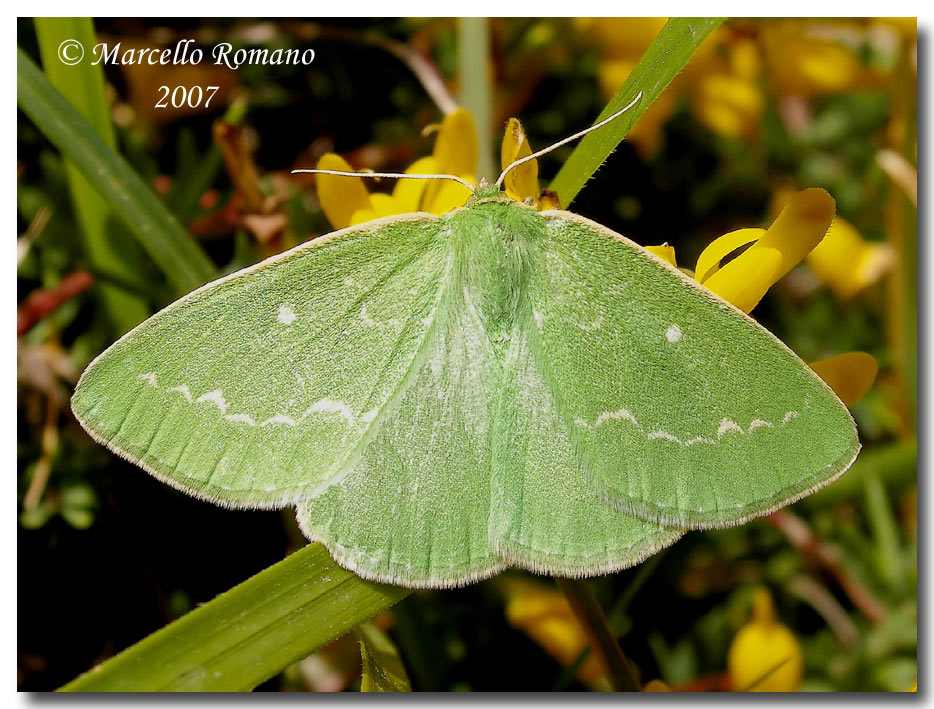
[71,105,858,588]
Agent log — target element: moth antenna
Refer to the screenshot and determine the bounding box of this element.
[495,91,644,188]
[291,168,474,191]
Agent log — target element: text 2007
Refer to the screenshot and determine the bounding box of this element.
[155,86,220,109]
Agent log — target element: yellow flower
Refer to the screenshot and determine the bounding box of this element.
[316,109,556,230]
[760,21,877,98]
[806,218,896,300]
[727,588,803,692]
[769,185,895,299]
[500,578,610,690]
[692,72,764,141]
[696,188,836,314]
[316,108,477,229]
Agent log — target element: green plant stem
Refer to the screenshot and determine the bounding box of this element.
[549,17,724,208]
[34,18,150,334]
[884,40,917,428]
[59,543,411,691]
[18,47,216,295]
[457,17,496,182]
[555,577,641,691]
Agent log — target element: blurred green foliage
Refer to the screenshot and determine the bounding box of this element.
[17,17,915,691]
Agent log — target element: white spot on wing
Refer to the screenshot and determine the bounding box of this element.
[533,309,544,329]
[225,413,256,426]
[196,389,228,414]
[717,418,743,437]
[665,324,682,343]
[783,410,800,424]
[168,384,193,401]
[277,305,296,325]
[138,372,158,388]
[360,408,378,424]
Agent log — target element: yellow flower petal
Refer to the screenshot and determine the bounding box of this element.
[315,153,374,230]
[585,17,668,58]
[809,352,878,407]
[501,578,609,689]
[349,208,380,226]
[433,108,478,177]
[703,188,835,313]
[704,248,784,313]
[643,680,672,692]
[806,217,896,299]
[692,74,764,140]
[727,588,803,692]
[645,244,678,268]
[425,173,475,215]
[391,157,438,213]
[695,228,766,284]
[423,108,478,211]
[500,118,540,202]
[538,189,561,211]
[729,38,762,80]
[762,23,870,97]
[367,193,402,219]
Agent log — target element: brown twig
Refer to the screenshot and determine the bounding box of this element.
[554,577,641,691]
[17,270,94,337]
[787,574,859,647]
[23,398,59,511]
[766,510,887,624]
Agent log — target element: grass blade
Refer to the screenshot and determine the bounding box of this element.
[18,47,216,294]
[34,18,150,334]
[549,17,724,207]
[358,622,412,692]
[59,543,411,691]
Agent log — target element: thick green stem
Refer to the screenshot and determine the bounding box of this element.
[555,577,641,691]
[457,17,496,182]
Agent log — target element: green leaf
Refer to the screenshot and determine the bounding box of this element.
[549,17,725,207]
[358,622,412,692]
[863,468,905,593]
[17,47,216,295]
[34,18,150,334]
[59,543,411,691]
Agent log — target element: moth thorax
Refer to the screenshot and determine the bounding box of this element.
[460,205,533,344]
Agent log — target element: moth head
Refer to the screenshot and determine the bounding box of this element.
[469,179,509,204]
